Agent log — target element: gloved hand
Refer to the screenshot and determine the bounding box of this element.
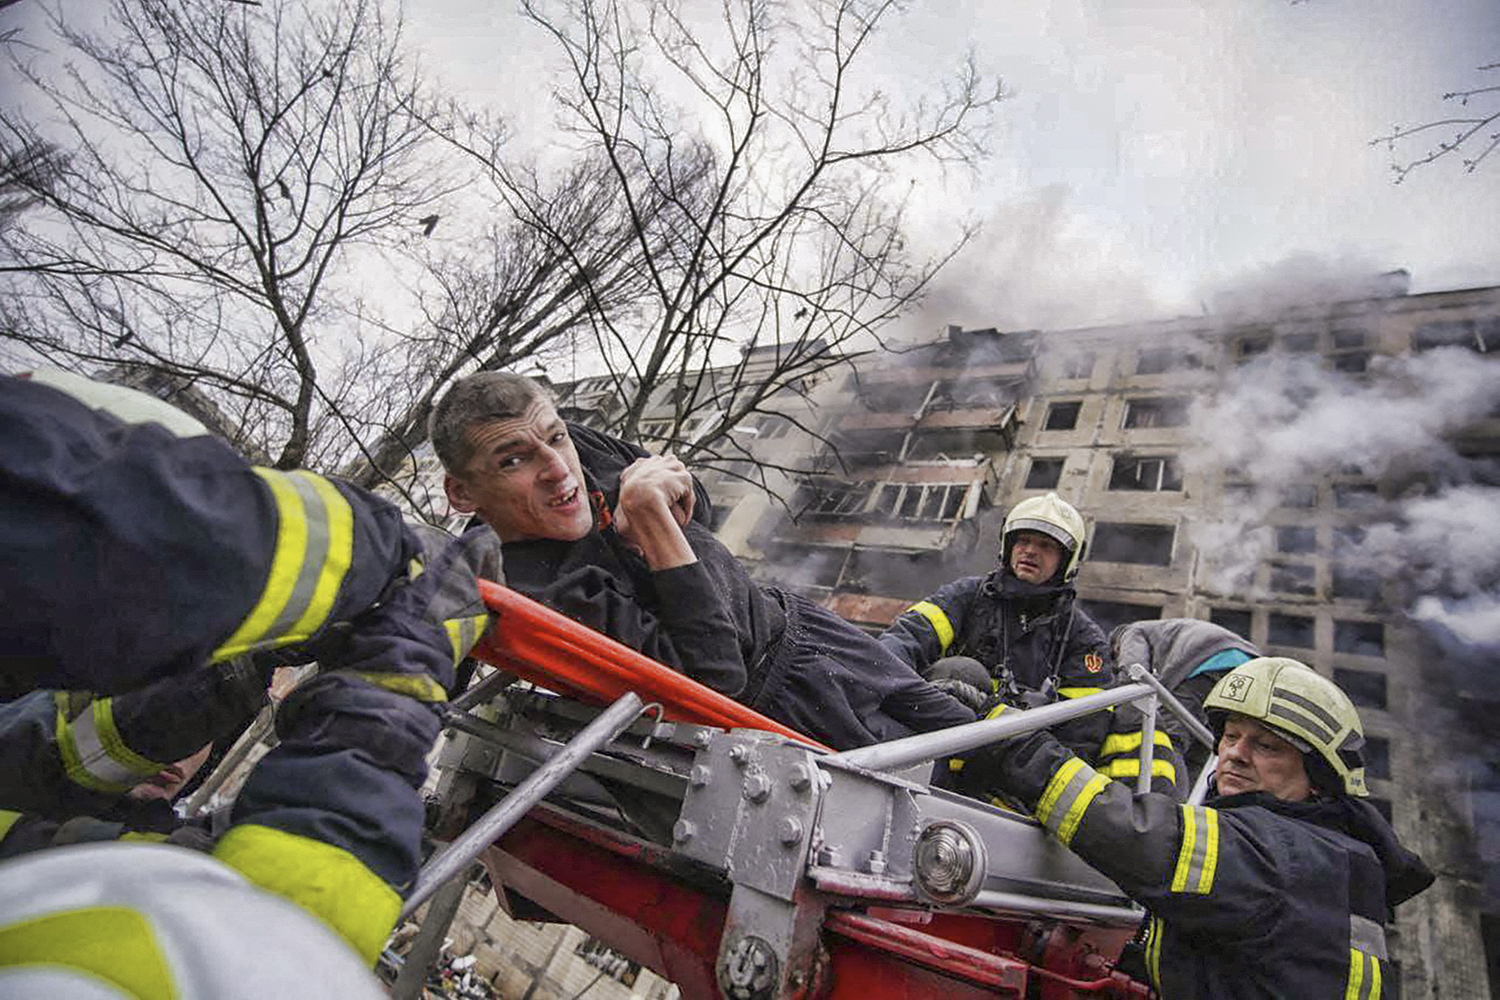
[310,525,503,696]
[931,677,989,713]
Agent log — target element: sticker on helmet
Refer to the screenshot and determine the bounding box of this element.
[1219,674,1253,703]
[1083,653,1103,674]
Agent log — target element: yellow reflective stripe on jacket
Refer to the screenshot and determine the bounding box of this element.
[1056,686,1104,700]
[214,824,399,966]
[56,698,164,793]
[1346,948,1383,1000]
[1034,758,1109,846]
[1099,728,1174,757]
[907,601,954,653]
[1145,916,1164,993]
[348,672,448,703]
[444,613,490,666]
[1170,805,1220,894]
[0,810,20,842]
[1099,758,1178,785]
[212,469,354,661]
[0,905,175,1000]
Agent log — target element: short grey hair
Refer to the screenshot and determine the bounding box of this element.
[429,371,554,475]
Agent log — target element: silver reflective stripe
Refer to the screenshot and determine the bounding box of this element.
[69,710,149,786]
[1350,914,1388,960]
[258,471,334,642]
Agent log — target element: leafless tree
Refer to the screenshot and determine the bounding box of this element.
[1372,61,1500,182]
[0,0,459,469]
[514,0,1005,484]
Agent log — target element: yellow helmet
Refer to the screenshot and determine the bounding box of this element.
[1203,657,1368,797]
[1002,492,1087,581]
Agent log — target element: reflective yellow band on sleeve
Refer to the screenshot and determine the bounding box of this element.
[984,702,1009,721]
[1346,948,1383,1000]
[444,613,491,666]
[907,601,954,653]
[56,699,164,793]
[1034,758,1108,845]
[212,469,354,661]
[0,810,20,842]
[0,906,175,1000]
[119,831,170,844]
[214,824,400,966]
[1100,758,1179,786]
[1146,916,1164,993]
[1170,805,1220,894]
[347,671,449,703]
[1099,728,1174,757]
[1056,686,1104,700]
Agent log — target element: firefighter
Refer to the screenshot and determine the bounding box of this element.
[0,371,499,966]
[431,371,976,750]
[1099,618,1260,794]
[0,658,267,823]
[879,492,1114,761]
[0,843,388,998]
[0,742,215,858]
[958,657,1434,998]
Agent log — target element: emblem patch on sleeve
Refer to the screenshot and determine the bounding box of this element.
[1083,653,1103,673]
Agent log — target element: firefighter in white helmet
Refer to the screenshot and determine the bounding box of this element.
[957,657,1434,999]
[879,492,1114,762]
[0,842,386,998]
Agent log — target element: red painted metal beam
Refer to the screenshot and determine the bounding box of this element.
[474,580,827,751]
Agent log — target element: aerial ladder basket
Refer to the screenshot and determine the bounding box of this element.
[413,581,1184,1000]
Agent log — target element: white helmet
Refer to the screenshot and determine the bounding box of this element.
[0,843,386,999]
[1001,492,1087,581]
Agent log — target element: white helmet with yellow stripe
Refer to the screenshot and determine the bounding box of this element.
[0,843,386,999]
[1203,657,1369,797]
[1001,492,1088,582]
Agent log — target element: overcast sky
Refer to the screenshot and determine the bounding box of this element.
[407,0,1500,331]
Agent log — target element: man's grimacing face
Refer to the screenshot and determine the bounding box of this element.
[443,399,595,543]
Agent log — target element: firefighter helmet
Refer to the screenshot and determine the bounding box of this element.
[1001,492,1087,582]
[1203,657,1368,797]
[0,843,386,999]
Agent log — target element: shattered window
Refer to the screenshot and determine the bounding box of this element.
[1122,396,1191,429]
[1025,457,1065,489]
[1210,607,1254,640]
[1268,612,1316,649]
[1330,351,1371,374]
[1044,401,1082,431]
[1280,484,1318,507]
[1412,318,1497,353]
[1331,564,1380,602]
[1334,619,1385,657]
[1108,455,1183,491]
[1334,483,1380,510]
[873,482,972,523]
[1235,332,1273,362]
[1091,522,1175,565]
[805,482,873,517]
[1270,562,1317,595]
[1334,667,1387,710]
[1275,526,1317,553]
[1060,352,1095,379]
[1136,347,1202,375]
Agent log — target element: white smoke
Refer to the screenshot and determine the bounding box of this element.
[1187,346,1500,650]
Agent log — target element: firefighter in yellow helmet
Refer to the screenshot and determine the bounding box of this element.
[879,492,1114,761]
[957,657,1434,999]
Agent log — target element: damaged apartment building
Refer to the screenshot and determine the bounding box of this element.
[574,275,1498,1000]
